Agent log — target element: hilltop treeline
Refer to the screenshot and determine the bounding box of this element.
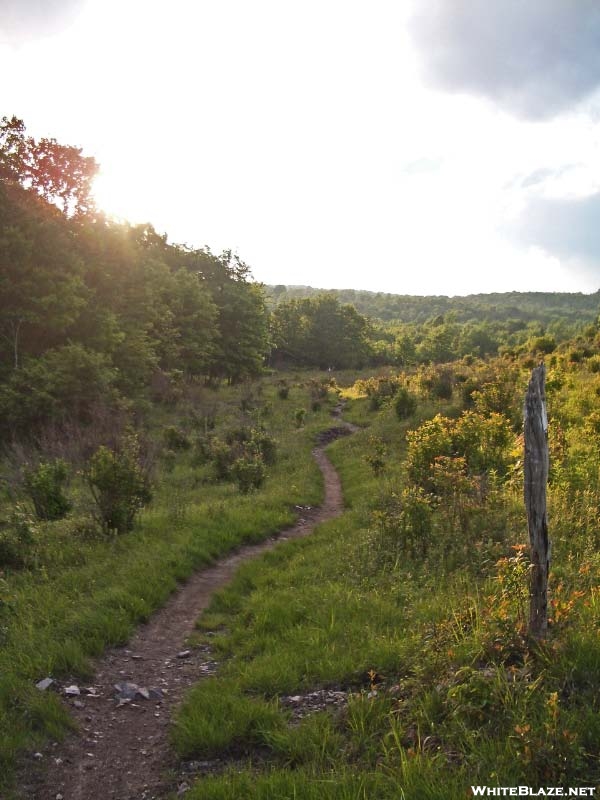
[269,284,600,326]
[268,284,600,367]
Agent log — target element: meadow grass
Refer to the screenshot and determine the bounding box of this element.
[0,375,337,789]
[172,381,600,797]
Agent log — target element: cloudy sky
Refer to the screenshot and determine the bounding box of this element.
[3,0,600,295]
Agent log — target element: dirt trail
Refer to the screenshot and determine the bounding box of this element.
[17,412,357,800]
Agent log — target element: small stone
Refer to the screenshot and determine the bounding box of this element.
[33,752,43,760]
[35,677,54,692]
[177,650,191,659]
[114,681,139,700]
[64,685,80,696]
[73,700,85,709]
[56,794,64,800]
[54,758,63,766]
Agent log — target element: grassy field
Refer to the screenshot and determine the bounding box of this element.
[0,375,340,791]
[171,368,600,798]
[3,361,600,797]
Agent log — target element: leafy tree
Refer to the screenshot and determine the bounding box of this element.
[0,344,117,437]
[271,294,372,368]
[0,115,98,215]
[193,250,269,382]
[0,182,87,370]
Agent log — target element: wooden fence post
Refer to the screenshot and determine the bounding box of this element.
[524,364,550,638]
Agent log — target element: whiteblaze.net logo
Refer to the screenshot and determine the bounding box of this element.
[470,788,596,797]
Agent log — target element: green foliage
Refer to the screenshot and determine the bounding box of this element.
[406,411,514,493]
[370,485,434,560]
[0,503,38,568]
[419,365,454,400]
[271,294,372,369]
[85,435,152,534]
[23,459,71,520]
[364,435,387,476]
[230,455,268,494]
[207,426,276,487]
[0,344,117,437]
[394,386,417,420]
[250,428,277,466]
[268,283,600,332]
[163,425,191,451]
[294,408,306,428]
[1,116,98,215]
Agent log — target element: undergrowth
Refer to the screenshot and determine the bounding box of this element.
[173,364,600,798]
[0,375,337,791]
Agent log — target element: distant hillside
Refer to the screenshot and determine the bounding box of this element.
[266,285,600,326]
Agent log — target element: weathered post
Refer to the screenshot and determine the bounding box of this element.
[523,364,550,638]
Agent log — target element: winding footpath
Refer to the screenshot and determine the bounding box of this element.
[17,411,357,800]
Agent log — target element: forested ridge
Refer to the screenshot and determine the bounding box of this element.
[268,283,600,325]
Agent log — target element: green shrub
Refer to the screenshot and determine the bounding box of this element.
[161,449,177,473]
[225,427,252,447]
[208,437,235,480]
[207,426,276,481]
[430,372,453,400]
[394,387,417,420]
[277,382,290,400]
[0,504,38,568]
[249,429,277,466]
[368,393,383,411]
[22,459,71,521]
[85,435,152,534]
[365,435,387,476]
[230,455,267,493]
[0,344,117,437]
[163,425,191,451]
[371,486,434,561]
[191,434,214,466]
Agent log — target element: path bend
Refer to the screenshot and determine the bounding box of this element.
[17,415,357,800]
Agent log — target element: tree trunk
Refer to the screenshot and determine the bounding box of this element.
[524,364,550,638]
